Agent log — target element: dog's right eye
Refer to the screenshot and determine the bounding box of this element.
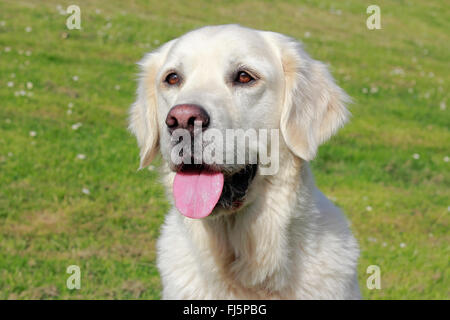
[165,73,180,85]
[234,71,254,84]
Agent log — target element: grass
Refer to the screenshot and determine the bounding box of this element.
[0,0,448,299]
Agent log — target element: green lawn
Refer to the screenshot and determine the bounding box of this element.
[0,0,448,299]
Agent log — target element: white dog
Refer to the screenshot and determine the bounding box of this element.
[129,25,361,299]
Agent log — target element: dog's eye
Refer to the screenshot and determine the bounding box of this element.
[165,73,180,85]
[235,71,254,84]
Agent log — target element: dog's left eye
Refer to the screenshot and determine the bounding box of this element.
[165,73,180,85]
[235,71,254,84]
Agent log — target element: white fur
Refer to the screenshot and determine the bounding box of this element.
[129,25,360,299]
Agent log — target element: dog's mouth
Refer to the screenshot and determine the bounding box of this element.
[172,163,258,219]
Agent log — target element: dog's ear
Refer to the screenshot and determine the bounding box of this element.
[267,33,351,161]
[128,40,175,169]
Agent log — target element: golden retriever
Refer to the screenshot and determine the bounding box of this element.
[129,24,360,299]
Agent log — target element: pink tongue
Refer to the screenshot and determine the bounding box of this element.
[173,170,224,219]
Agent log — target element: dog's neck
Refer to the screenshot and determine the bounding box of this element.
[185,150,317,297]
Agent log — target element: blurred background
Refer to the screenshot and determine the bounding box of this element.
[0,0,448,299]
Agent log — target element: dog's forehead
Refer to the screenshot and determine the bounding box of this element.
[166,26,273,67]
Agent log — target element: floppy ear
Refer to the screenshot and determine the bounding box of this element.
[271,34,351,161]
[128,40,175,169]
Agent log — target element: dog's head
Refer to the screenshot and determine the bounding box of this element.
[129,25,350,219]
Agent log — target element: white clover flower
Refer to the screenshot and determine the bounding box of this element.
[4,47,11,52]
[304,31,311,38]
[72,75,79,81]
[25,26,32,32]
[82,188,90,195]
[56,5,66,15]
[440,102,446,110]
[26,82,33,89]
[67,109,73,115]
[366,206,373,212]
[114,85,121,90]
[68,102,74,108]
[412,153,420,159]
[444,156,449,162]
[390,67,404,76]
[29,131,37,137]
[76,154,86,160]
[370,87,378,93]
[7,81,14,87]
[399,243,406,248]
[71,122,82,130]
[362,88,368,94]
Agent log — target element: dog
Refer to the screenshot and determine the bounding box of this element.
[129,25,361,299]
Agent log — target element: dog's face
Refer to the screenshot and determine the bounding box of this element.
[129,25,350,218]
[156,27,283,172]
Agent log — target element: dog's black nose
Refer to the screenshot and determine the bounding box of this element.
[165,104,210,134]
